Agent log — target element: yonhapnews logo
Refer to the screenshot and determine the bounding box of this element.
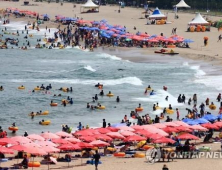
[145,148,161,164]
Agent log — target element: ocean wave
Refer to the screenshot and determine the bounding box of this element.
[84,65,96,72]
[38,59,77,64]
[7,77,143,86]
[194,75,222,91]
[190,65,206,78]
[132,89,184,108]
[97,53,122,61]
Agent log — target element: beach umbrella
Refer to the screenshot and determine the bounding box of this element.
[111,123,126,128]
[74,129,99,136]
[124,135,146,142]
[174,121,191,127]
[213,121,222,128]
[153,137,175,144]
[117,126,135,132]
[135,129,153,138]
[106,127,119,132]
[26,146,47,155]
[164,122,180,127]
[41,132,60,139]
[51,138,71,144]
[93,134,112,142]
[106,132,125,139]
[79,136,96,143]
[11,136,32,144]
[143,125,168,136]
[77,142,93,149]
[64,138,81,144]
[182,118,193,123]
[37,141,57,147]
[58,143,81,151]
[189,125,208,131]
[24,142,40,148]
[41,146,60,153]
[120,131,136,137]
[27,134,45,141]
[0,138,18,145]
[162,127,179,133]
[9,145,29,152]
[149,133,163,140]
[183,39,194,43]
[203,114,218,122]
[0,146,14,154]
[55,131,72,138]
[218,115,222,119]
[176,126,192,132]
[95,128,111,134]
[131,125,144,130]
[152,123,166,129]
[89,140,110,147]
[177,133,199,140]
[186,120,199,125]
[195,118,209,124]
[201,123,219,130]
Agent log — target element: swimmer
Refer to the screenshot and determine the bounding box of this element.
[95,94,98,101]
[150,90,154,95]
[165,96,168,101]
[153,104,156,111]
[147,85,151,89]
[169,104,172,110]
[92,97,95,103]
[69,98,73,104]
[87,103,90,108]
[99,90,104,96]
[116,96,120,102]
[138,103,141,108]
[108,91,112,94]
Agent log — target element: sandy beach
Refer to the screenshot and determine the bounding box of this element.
[1,1,222,170]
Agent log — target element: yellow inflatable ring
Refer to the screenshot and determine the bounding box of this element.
[28,162,41,167]
[18,86,25,90]
[155,106,161,110]
[107,147,116,152]
[97,106,106,109]
[40,120,51,125]
[114,152,125,157]
[34,87,41,90]
[106,93,114,97]
[142,145,154,150]
[42,111,49,115]
[8,127,18,131]
[134,153,145,158]
[135,107,143,112]
[209,105,216,110]
[219,132,222,139]
[50,103,58,106]
[62,87,68,92]
[166,109,174,114]
[137,140,146,148]
[146,88,152,91]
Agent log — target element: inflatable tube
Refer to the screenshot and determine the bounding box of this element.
[28,162,41,167]
[61,99,69,104]
[50,103,58,106]
[18,86,25,90]
[29,34,33,37]
[125,151,136,154]
[97,106,106,109]
[146,88,152,91]
[0,159,8,162]
[209,105,216,110]
[167,45,176,48]
[137,140,146,148]
[135,107,143,112]
[40,120,51,125]
[98,86,103,89]
[166,109,174,114]
[113,152,125,157]
[42,111,49,115]
[62,88,68,92]
[8,127,18,131]
[34,87,41,90]
[142,145,153,150]
[107,147,116,152]
[134,153,145,158]
[198,147,211,152]
[106,93,114,97]
[155,106,161,110]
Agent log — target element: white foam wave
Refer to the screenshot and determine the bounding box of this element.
[38,60,77,64]
[132,89,184,108]
[182,62,189,66]
[84,65,96,72]
[97,53,122,61]
[190,65,206,78]
[194,75,222,91]
[7,77,143,86]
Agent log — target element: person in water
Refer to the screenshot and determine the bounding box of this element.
[138,103,141,108]
[108,91,112,94]
[31,112,35,119]
[92,97,95,102]
[205,98,209,105]
[169,104,172,110]
[62,100,66,107]
[188,98,192,105]
[95,94,98,101]
[217,93,221,102]
[144,89,147,94]
[0,86,3,90]
[24,131,28,137]
[69,98,73,104]
[100,90,104,96]
[153,104,156,111]
[147,85,151,89]
[150,90,154,95]
[116,96,120,102]
[87,103,90,108]
[70,87,73,92]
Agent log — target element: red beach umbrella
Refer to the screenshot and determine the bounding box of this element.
[79,136,96,143]
[27,134,45,141]
[131,125,144,130]
[177,133,199,140]
[41,132,60,139]
[37,141,57,147]
[162,127,179,133]
[25,146,47,155]
[117,126,135,132]
[41,146,60,153]
[153,137,175,144]
[201,123,219,130]
[89,140,110,147]
[55,131,72,138]
[9,145,29,152]
[0,146,14,154]
[93,134,112,142]
[152,123,166,129]
[64,138,81,144]
[0,138,18,145]
[106,132,125,139]
[77,142,93,149]
[176,126,192,132]
[95,128,111,134]
[106,127,118,132]
[51,138,71,144]
[120,131,136,137]
[135,129,153,138]
[124,135,146,142]
[189,125,208,131]
[149,133,163,140]
[58,143,81,151]
[11,136,32,144]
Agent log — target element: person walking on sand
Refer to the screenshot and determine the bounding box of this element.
[218,35,222,42]
[162,164,169,170]
[92,150,101,170]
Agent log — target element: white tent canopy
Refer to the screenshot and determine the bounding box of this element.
[149,7,167,20]
[188,13,209,25]
[81,0,98,7]
[81,0,99,13]
[175,0,191,8]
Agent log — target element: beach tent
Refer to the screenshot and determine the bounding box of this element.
[148,7,167,20]
[175,0,191,8]
[188,13,209,25]
[81,0,99,13]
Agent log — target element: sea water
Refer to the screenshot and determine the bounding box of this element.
[0,21,220,135]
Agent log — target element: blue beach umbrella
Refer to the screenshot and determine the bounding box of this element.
[195,118,209,124]
[218,114,222,119]
[203,114,218,121]
[186,120,199,125]
[182,118,193,123]
[42,14,49,18]
[111,123,126,128]
[183,39,194,43]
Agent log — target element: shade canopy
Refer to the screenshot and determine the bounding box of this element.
[149,7,166,20]
[175,0,191,8]
[81,0,98,7]
[188,13,209,25]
